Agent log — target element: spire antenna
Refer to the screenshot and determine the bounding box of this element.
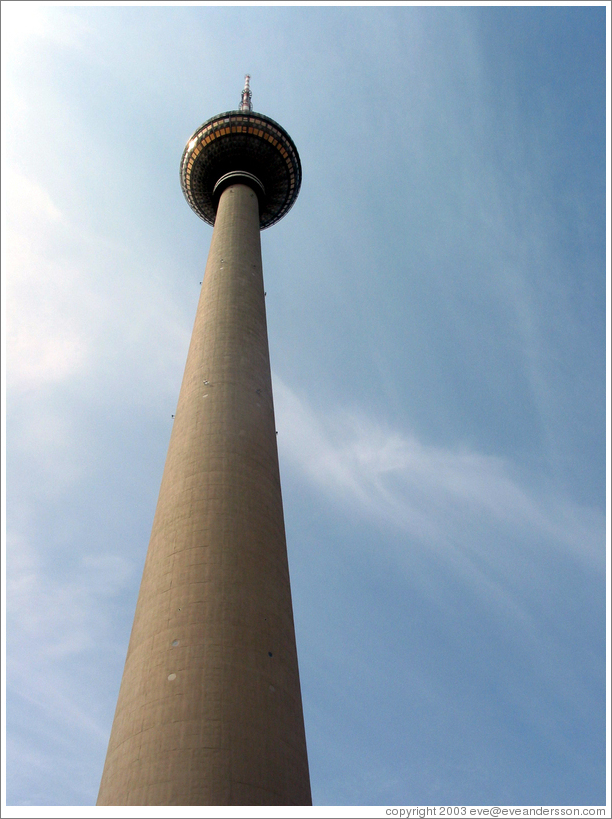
[240,74,252,111]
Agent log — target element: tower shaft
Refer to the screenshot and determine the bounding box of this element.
[97,183,311,806]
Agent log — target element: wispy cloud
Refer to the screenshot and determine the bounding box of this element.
[274,376,604,798]
[7,530,133,661]
[5,167,191,399]
[1,4,91,65]
[273,375,603,569]
[4,168,90,389]
[5,524,136,804]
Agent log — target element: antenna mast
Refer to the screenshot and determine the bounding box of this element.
[240,74,252,111]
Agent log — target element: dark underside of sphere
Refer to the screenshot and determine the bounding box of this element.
[180,110,301,229]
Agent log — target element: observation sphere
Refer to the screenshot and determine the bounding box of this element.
[180,109,301,229]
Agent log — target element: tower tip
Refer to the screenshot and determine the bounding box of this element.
[240,74,252,112]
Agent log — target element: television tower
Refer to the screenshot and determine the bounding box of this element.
[97,77,311,806]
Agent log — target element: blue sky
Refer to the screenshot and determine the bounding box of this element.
[2,2,609,813]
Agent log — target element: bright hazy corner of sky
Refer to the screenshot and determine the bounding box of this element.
[2,2,608,812]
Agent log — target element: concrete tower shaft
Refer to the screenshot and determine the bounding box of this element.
[97,87,310,806]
